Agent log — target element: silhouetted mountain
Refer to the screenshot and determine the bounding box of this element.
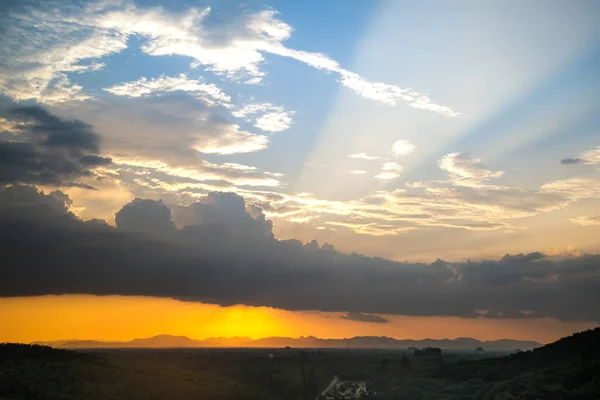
[33,334,541,351]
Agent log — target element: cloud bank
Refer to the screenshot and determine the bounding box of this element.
[1,184,599,323]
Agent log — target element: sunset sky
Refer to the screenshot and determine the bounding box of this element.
[1,0,599,344]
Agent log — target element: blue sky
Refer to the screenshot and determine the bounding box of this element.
[1,0,600,261]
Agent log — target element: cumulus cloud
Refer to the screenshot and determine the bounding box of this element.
[391,139,417,156]
[1,184,599,323]
[340,312,389,324]
[232,103,295,132]
[0,105,111,187]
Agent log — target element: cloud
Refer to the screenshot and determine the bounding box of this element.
[570,216,600,226]
[232,103,294,132]
[348,153,379,160]
[391,139,416,157]
[561,157,581,165]
[104,74,231,106]
[338,71,460,116]
[374,172,400,180]
[1,184,599,322]
[373,162,403,181]
[381,162,403,172]
[110,157,281,188]
[350,170,367,175]
[340,312,389,324]
[0,2,127,104]
[115,198,177,238]
[0,105,111,187]
[110,146,598,236]
[194,124,269,155]
[439,152,503,187]
[74,94,271,159]
[1,2,459,115]
[325,221,414,236]
[562,146,600,166]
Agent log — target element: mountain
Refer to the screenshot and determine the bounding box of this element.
[33,334,541,351]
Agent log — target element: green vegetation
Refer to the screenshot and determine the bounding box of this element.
[1,329,598,400]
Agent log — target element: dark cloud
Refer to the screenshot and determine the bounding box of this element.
[1,185,599,322]
[561,158,582,165]
[0,105,111,187]
[116,199,177,238]
[340,312,389,324]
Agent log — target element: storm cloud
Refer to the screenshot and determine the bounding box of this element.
[1,184,599,323]
[0,106,111,187]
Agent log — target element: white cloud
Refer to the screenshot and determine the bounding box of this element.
[0,10,127,104]
[348,153,380,160]
[104,74,231,106]
[381,162,403,172]
[0,3,459,115]
[194,124,269,155]
[338,70,460,116]
[244,77,263,85]
[540,178,600,200]
[374,172,400,180]
[350,170,367,175]
[255,111,294,132]
[391,139,417,156]
[579,146,600,165]
[232,103,294,132]
[439,153,503,187]
[111,156,281,188]
[247,10,293,42]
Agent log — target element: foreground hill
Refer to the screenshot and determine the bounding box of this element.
[3,328,598,400]
[34,334,540,351]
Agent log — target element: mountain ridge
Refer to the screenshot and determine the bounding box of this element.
[33,334,541,351]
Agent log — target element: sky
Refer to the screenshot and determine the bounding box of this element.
[1,0,599,344]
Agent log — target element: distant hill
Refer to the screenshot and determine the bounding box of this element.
[33,334,541,351]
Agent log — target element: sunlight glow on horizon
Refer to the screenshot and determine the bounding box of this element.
[1,295,596,344]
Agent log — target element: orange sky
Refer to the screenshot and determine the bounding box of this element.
[1,295,596,344]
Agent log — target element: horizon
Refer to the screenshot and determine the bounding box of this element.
[28,332,546,344]
[1,0,600,345]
